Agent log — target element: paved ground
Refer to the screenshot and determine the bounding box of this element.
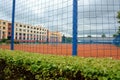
[0,44,120,59]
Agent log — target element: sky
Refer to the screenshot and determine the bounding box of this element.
[0,0,120,37]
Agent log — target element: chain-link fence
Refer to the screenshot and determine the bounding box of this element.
[0,0,120,59]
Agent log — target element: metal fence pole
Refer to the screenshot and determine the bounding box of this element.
[72,0,78,56]
[11,0,16,50]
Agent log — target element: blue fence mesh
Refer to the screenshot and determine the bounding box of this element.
[0,0,120,59]
[13,0,73,55]
[0,0,12,50]
[77,0,120,58]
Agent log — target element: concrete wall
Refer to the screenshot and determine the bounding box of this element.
[78,37,114,43]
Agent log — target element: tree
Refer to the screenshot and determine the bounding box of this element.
[113,11,120,37]
[113,34,117,38]
[113,11,120,46]
[62,35,66,43]
[117,11,120,24]
[117,26,120,34]
[0,38,9,44]
[101,33,106,38]
[62,35,72,43]
[66,37,72,43]
[87,35,92,38]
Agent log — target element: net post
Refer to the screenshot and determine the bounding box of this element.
[72,0,78,56]
[11,0,16,50]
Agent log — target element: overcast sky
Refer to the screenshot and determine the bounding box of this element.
[0,0,120,37]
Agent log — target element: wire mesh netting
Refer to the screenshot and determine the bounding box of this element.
[7,0,73,56]
[78,0,120,59]
[0,0,12,50]
[0,0,120,59]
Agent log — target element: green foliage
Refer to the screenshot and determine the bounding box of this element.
[0,39,19,44]
[0,38,8,43]
[117,11,120,23]
[0,49,120,80]
[62,35,72,43]
[117,26,120,34]
[87,35,92,38]
[101,33,106,38]
[113,34,118,37]
[113,11,120,37]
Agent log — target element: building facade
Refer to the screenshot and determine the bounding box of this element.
[0,20,9,39]
[0,19,62,43]
[48,31,62,43]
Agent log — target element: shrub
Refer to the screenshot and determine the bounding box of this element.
[0,49,120,80]
[0,39,8,43]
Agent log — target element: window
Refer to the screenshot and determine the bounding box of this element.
[3,22,6,25]
[19,29,22,31]
[24,25,26,28]
[23,38,25,40]
[20,25,22,27]
[19,37,21,40]
[8,28,11,30]
[16,28,18,31]
[0,26,1,29]
[23,29,26,32]
[16,33,17,35]
[3,27,5,29]
[16,24,18,26]
[8,32,11,35]
[19,33,21,35]
[27,26,29,28]
[27,30,29,32]
[3,31,5,34]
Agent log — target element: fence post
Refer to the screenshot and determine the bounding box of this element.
[72,0,78,56]
[11,0,16,50]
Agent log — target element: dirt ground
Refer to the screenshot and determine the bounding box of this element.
[0,44,120,59]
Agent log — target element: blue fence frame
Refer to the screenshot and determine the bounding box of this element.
[6,0,120,58]
[72,0,78,56]
[11,0,16,50]
[10,0,78,56]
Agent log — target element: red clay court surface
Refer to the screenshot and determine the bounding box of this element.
[0,44,120,59]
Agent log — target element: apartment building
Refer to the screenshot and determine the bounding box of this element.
[0,19,62,43]
[8,22,48,43]
[0,30,1,40]
[48,31,62,43]
[0,20,9,39]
